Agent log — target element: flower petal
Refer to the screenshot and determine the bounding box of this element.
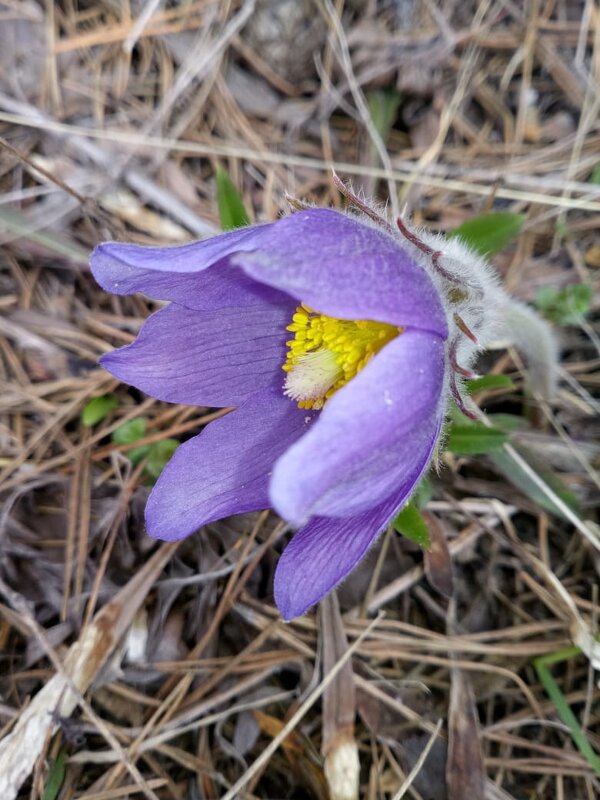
[90,224,287,310]
[232,209,447,336]
[100,297,295,407]
[91,210,447,334]
[145,389,317,542]
[270,329,446,524]
[273,443,437,620]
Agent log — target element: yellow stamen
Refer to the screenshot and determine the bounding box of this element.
[282,304,402,409]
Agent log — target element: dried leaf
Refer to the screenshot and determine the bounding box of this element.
[100,189,189,241]
[423,513,454,599]
[0,207,89,266]
[0,544,177,799]
[446,668,485,800]
[254,711,329,799]
[584,245,600,268]
[320,592,359,800]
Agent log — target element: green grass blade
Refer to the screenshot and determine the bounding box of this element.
[0,206,89,265]
[215,166,250,230]
[535,651,600,776]
[42,751,67,800]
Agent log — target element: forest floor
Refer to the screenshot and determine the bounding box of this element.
[0,1,599,799]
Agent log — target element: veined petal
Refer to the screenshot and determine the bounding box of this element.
[91,210,447,333]
[145,389,316,542]
[90,224,287,310]
[274,445,437,620]
[232,209,447,337]
[270,329,446,524]
[100,297,295,407]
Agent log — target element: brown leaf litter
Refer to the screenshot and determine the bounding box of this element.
[0,1,599,799]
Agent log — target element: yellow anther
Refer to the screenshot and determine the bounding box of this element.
[282,303,402,408]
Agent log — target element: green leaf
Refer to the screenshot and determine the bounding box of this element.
[145,439,179,479]
[489,446,580,519]
[108,417,153,470]
[215,166,250,230]
[590,162,600,184]
[128,444,151,465]
[81,394,119,427]
[367,88,402,141]
[393,502,431,549]
[446,422,508,455]
[535,283,592,326]
[486,413,527,432]
[111,417,147,445]
[413,477,433,510]
[42,751,67,800]
[448,212,525,257]
[466,374,515,394]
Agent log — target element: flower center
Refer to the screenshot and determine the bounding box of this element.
[282,304,401,409]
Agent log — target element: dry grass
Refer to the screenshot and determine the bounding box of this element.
[0,1,599,799]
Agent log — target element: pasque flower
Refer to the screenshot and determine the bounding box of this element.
[91,187,546,619]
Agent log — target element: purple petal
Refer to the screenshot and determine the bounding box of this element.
[233,209,447,337]
[100,297,295,407]
[145,389,316,542]
[274,439,438,620]
[90,225,287,310]
[270,329,446,524]
[91,210,447,335]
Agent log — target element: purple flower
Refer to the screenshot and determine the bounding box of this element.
[91,208,449,619]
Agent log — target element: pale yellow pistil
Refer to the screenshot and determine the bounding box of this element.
[283,304,402,409]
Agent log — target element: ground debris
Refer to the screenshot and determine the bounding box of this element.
[0,1,599,798]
